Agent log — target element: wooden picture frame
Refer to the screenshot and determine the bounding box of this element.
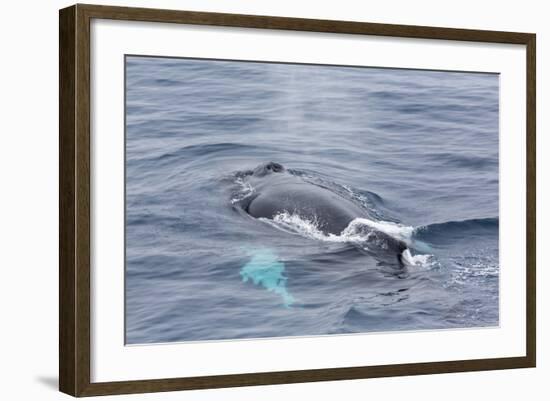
[59,3,536,397]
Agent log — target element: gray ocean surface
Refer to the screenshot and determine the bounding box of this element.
[125,56,499,344]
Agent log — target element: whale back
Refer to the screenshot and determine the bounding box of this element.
[247,180,367,235]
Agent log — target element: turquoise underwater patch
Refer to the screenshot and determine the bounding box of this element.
[240,249,295,307]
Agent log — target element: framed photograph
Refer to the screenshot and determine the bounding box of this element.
[59,4,536,397]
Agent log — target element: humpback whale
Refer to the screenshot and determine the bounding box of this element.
[238,162,410,265]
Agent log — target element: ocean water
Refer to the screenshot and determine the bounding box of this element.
[125,56,499,344]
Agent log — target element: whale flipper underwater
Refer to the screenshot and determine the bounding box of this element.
[235,162,411,265]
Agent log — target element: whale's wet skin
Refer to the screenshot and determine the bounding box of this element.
[125,56,499,344]
[235,162,410,266]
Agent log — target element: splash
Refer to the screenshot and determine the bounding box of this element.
[400,248,438,269]
[261,211,368,243]
[343,218,415,245]
[231,176,254,204]
[240,249,295,307]
[263,212,415,245]
[269,212,331,241]
[261,212,435,269]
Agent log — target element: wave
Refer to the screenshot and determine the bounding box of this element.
[423,152,497,169]
[132,142,261,168]
[414,217,498,243]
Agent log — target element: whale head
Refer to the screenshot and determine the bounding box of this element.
[252,162,285,177]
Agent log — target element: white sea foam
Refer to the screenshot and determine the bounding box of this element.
[261,211,435,268]
[343,218,415,245]
[261,212,356,242]
[400,248,438,269]
[231,176,254,204]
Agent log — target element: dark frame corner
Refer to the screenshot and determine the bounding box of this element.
[59,3,536,397]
